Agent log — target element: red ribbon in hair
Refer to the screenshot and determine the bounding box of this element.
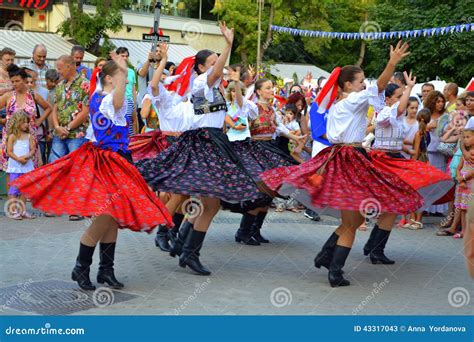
[314,67,341,113]
[166,55,196,97]
[89,67,101,96]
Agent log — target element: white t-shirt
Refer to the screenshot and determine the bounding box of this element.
[373,102,405,151]
[327,84,385,144]
[226,100,256,142]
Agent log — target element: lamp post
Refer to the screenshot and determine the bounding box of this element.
[256,0,264,72]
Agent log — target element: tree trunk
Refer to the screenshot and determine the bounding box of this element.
[260,2,275,64]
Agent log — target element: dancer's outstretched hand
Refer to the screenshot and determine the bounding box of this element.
[389,41,410,65]
[403,71,416,88]
[220,21,235,45]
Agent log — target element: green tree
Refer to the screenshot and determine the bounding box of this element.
[58,0,131,56]
[365,0,474,85]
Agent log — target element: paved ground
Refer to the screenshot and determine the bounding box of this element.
[0,199,472,316]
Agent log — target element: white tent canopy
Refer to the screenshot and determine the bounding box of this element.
[269,63,330,83]
[108,38,197,68]
[0,29,97,68]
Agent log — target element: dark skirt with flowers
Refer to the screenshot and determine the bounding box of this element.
[135,128,268,202]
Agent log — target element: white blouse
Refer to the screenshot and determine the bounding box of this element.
[146,83,193,132]
[327,84,385,144]
[373,102,405,151]
[190,67,227,129]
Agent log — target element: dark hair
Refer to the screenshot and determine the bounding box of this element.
[285,103,298,116]
[392,71,406,86]
[408,96,419,105]
[45,69,59,82]
[194,49,214,75]
[116,47,129,56]
[7,64,28,79]
[254,78,272,98]
[165,61,175,71]
[466,91,474,98]
[287,91,305,107]
[423,90,445,114]
[385,83,400,98]
[71,45,85,55]
[99,60,120,87]
[422,83,435,90]
[317,76,326,87]
[290,84,303,94]
[337,65,363,90]
[417,108,431,136]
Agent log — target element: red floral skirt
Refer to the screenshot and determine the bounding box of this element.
[369,150,454,206]
[129,130,169,162]
[260,146,424,217]
[10,142,173,232]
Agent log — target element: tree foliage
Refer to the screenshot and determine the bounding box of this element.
[58,0,131,56]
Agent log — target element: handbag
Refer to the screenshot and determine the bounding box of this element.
[437,142,456,156]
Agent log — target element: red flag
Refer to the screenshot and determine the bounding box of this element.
[166,56,196,97]
[466,77,474,92]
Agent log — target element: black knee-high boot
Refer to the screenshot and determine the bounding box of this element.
[71,243,96,291]
[328,245,351,287]
[169,220,193,257]
[235,213,260,245]
[363,224,379,255]
[250,211,269,243]
[97,242,124,289]
[369,228,395,264]
[168,213,185,244]
[155,224,171,252]
[179,229,211,275]
[314,232,339,270]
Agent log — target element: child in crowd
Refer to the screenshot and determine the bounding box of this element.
[6,112,36,220]
[283,103,305,163]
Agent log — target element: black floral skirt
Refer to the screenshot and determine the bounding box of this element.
[135,128,265,202]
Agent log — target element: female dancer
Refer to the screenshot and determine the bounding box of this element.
[261,41,424,287]
[11,54,173,290]
[136,22,270,275]
[364,72,453,262]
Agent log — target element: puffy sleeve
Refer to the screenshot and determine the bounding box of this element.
[192,66,221,102]
[99,92,127,126]
[346,84,385,115]
[376,103,399,128]
[242,99,259,120]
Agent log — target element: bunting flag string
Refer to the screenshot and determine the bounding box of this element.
[271,23,474,40]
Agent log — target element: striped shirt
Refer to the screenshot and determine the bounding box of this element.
[20,60,52,88]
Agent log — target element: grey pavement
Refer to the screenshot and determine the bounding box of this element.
[0,200,472,316]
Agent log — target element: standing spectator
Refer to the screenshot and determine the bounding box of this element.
[390,71,407,87]
[50,55,89,160]
[0,48,15,97]
[136,47,163,132]
[44,69,60,163]
[71,45,92,80]
[116,47,137,135]
[0,65,51,178]
[20,44,51,88]
[443,82,458,113]
[420,83,435,104]
[89,57,107,96]
[425,90,448,216]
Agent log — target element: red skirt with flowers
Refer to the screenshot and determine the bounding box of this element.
[10,142,173,232]
[129,130,169,162]
[369,150,454,206]
[260,145,424,217]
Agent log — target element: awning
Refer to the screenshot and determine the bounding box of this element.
[0,29,97,68]
[108,38,197,68]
